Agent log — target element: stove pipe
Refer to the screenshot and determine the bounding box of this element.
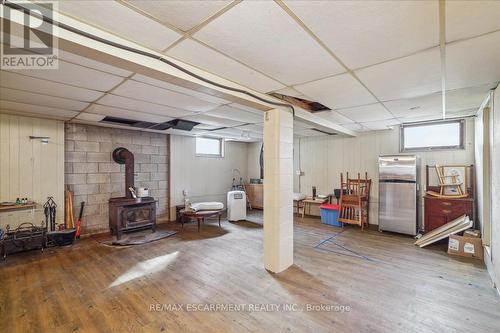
[112,147,135,199]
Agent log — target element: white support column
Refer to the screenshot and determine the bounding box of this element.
[263,108,294,273]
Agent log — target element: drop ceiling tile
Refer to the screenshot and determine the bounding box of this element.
[210,128,244,136]
[194,1,345,85]
[0,100,78,119]
[0,87,89,111]
[355,47,441,101]
[204,105,263,123]
[239,124,264,135]
[336,103,393,122]
[0,71,103,102]
[165,128,206,136]
[181,114,244,128]
[294,119,314,130]
[193,123,220,131]
[272,87,307,99]
[294,129,327,137]
[75,113,106,122]
[447,109,478,118]
[228,103,268,115]
[98,95,195,118]
[243,131,263,140]
[87,104,172,124]
[7,61,124,91]
[361,118,401,131]
[398,113,443,123]
[446,0,500,42]
[57,49,132,77]
[211,127,262,141]
[446,32,500,90]
[313,111,354,125]
[294,73,377,109]
[342,123,367,132]
[285,0,439,69]
[385,84,492,118]
[383,92,441,118]
[168,39,285,93]
[446,85,492,111]
[58,1,181,50]
[112,80,219,112]
[132,74,230,105]
[128,0,232,32]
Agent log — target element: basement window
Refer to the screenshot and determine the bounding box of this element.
[196,137,224,157]
[401,119,465,152]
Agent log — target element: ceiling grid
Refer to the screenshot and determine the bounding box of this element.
[1,0,498,139]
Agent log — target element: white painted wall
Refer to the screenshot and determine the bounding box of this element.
[294,118,475,225]
[487,86,500,292]
[170,135,248,220]
[475,105,491,244]
[0,114,65,229]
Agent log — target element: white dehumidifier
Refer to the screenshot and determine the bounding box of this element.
[227,190,247,221]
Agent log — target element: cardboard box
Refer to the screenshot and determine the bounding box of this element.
[463,229,481,238]
[448,234,483,260]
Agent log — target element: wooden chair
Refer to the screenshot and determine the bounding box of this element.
[338,172,371,231]
[294,199,305,216]
[425,165,472,199]
[435,165,464,196]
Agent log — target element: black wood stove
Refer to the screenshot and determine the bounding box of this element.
[109,148,157,239]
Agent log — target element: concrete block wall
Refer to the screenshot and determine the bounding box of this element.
[65,124,169,235]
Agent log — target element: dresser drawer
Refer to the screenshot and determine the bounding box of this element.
[425,199,472,216]
[425,203,471,217]
[424,197,473,232]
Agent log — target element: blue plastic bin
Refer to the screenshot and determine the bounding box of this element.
[320,204,342,227]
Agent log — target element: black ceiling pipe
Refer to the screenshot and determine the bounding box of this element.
[112,147,135,199]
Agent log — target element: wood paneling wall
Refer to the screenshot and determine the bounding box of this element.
[294,118,475,225]
[0,114,65,228]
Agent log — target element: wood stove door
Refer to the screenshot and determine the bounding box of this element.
[120,204,154,228]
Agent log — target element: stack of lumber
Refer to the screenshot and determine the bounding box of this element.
[415,215,473,248]
[65,188,75,229]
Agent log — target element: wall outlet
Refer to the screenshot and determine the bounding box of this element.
[182,189,188,197]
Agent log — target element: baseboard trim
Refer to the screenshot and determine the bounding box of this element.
[484,246,500,297]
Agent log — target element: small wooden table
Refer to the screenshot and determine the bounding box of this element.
[302,198,327,218]
[180,209,225,231]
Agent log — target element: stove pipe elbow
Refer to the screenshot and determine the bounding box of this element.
[112,147,135,199]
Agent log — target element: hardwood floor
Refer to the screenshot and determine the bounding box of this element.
[1,212,499,333]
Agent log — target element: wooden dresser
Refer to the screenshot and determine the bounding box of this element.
[423,196,474,233]
[246,184,263,209]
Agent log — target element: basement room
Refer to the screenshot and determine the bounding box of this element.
[1,1,500,332]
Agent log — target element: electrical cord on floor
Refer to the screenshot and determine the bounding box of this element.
[3,0,295,116]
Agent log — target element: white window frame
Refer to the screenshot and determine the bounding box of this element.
[400,119,465,152]
[195,137,225,158]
